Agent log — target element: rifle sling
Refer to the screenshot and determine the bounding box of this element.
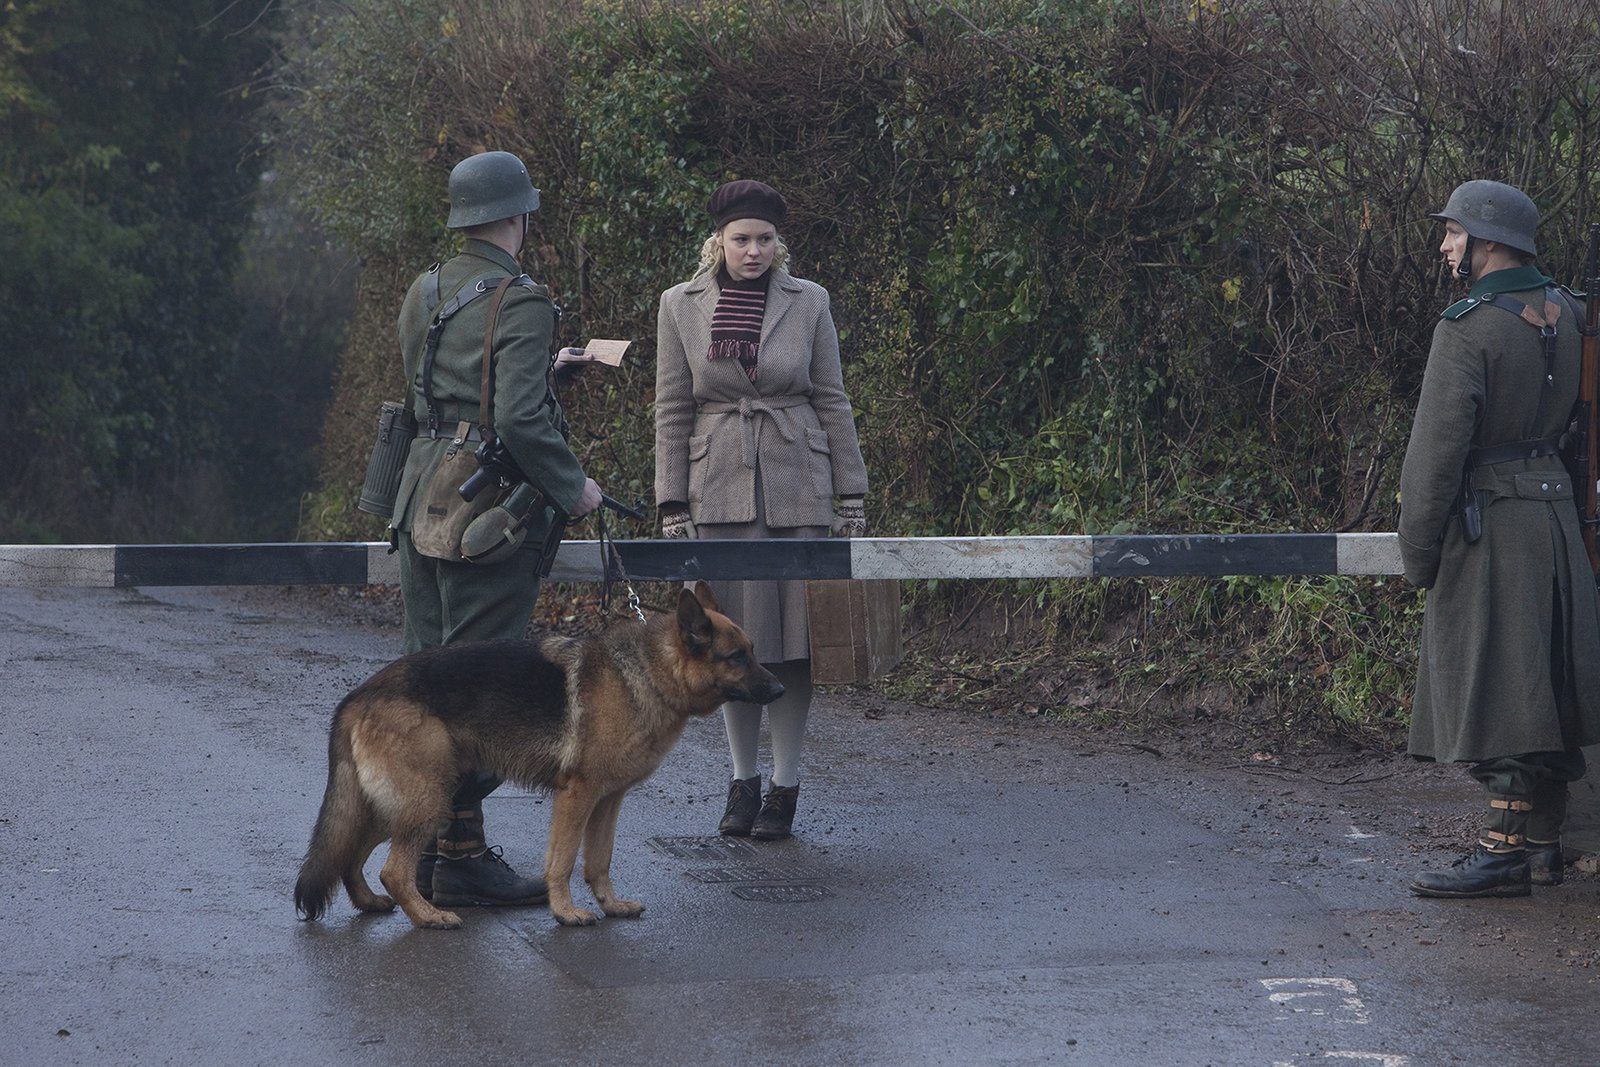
[478,276,519,437]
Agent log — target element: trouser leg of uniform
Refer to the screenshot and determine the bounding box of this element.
[1475,749,1587,887]
[398,532,549,905]
[398,533,446,655]
[397,531,547,652]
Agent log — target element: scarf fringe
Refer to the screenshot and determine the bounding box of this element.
[707,338,759,362]
[708,338,760,381]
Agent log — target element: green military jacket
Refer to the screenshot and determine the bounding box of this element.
[1398,265,1600,762]
[389,240,587,539]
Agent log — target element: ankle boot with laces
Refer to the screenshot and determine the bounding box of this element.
[718,775,762,836]
[428,803,548,907]
[751,783,799,840]
[1410,793,1532,898]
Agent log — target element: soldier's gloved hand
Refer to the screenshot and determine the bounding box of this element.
[832,497,866,538]
[660,504,696,540]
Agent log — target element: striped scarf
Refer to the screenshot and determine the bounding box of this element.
[708,267,769,382]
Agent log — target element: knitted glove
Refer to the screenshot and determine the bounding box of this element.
[832,497,866,538]
[660,504,696,540]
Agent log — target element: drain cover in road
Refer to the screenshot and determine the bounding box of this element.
[731,884,830,903]
[649,836,830,904]
[647,836,761,861]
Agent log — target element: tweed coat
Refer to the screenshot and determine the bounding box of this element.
[1398,265,1600,763]
[654,269,868,526]
[654,268,868,662]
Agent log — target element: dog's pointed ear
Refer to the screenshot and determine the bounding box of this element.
[690,579,722,614]
[677,585,714,650]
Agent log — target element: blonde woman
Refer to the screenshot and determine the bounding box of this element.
[654,180,868,839]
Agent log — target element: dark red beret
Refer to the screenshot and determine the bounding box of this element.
[708,180,787,229]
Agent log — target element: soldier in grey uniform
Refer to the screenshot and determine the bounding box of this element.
[1399,179,1600,898]
[390,151,603,907]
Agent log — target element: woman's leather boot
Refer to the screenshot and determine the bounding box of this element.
[718,775,762,836]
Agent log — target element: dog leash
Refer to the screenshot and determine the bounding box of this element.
[597,505,646,623]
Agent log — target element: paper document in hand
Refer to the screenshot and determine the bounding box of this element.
[582,339,631,365]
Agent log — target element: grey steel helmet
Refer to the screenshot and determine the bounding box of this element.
[445,151,540,229]
[1428,179,1539,257]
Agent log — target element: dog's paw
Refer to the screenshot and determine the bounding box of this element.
[553,908,601,926]
[355,894,396,914]
[419,910,462,930]
[602,899,645,919]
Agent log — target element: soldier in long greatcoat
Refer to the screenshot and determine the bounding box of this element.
[654,180,869,841]
[1398,179,1600,898]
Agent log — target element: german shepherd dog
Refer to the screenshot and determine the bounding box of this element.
[294,581,782,928]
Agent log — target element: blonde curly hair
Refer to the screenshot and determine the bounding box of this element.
[690,228,791,281]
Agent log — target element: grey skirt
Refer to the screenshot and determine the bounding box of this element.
[696,510,826,665]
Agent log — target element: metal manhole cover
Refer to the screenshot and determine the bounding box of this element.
[648,836,761,861]
[685,866,784,883]
[731,884,830,903]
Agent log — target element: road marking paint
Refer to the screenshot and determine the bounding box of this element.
[1261,977,1370,1024]
[1272,1055,1411,1066]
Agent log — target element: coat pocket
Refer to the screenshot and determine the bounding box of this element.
[805,428,835,498]
[687,433,712,503]
[1512,471,1573,501]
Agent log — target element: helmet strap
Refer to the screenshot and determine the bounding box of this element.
[1456,235,1474,278]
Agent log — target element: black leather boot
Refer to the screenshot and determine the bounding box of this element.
[718,775,762,836]
[1410,793,1531,898]
[1525,841,1563,887]
[431,846,549,907]
[751,783,799,841]
[430,803,548,908]
[1526,781,1568,887]
[1409,845,1530,898]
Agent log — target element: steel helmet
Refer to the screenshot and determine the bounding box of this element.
[445,151,540,229]
[1428,180,1539,257]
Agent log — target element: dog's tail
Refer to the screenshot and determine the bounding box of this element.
[294,712,370,921]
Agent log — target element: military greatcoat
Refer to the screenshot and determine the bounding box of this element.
[1398,265,1600,763]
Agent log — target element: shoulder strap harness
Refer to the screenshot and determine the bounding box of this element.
[1467,288,1570,469]
[417,263,535,438]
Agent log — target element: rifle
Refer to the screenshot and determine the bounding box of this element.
[1577,223,1600,578]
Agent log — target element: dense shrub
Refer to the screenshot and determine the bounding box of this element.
[281,0,1600,745]
[1,0,282,540]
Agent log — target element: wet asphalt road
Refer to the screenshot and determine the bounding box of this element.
[3,585,1598,1067]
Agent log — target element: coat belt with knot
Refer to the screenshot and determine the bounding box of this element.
[698,395,810,469]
